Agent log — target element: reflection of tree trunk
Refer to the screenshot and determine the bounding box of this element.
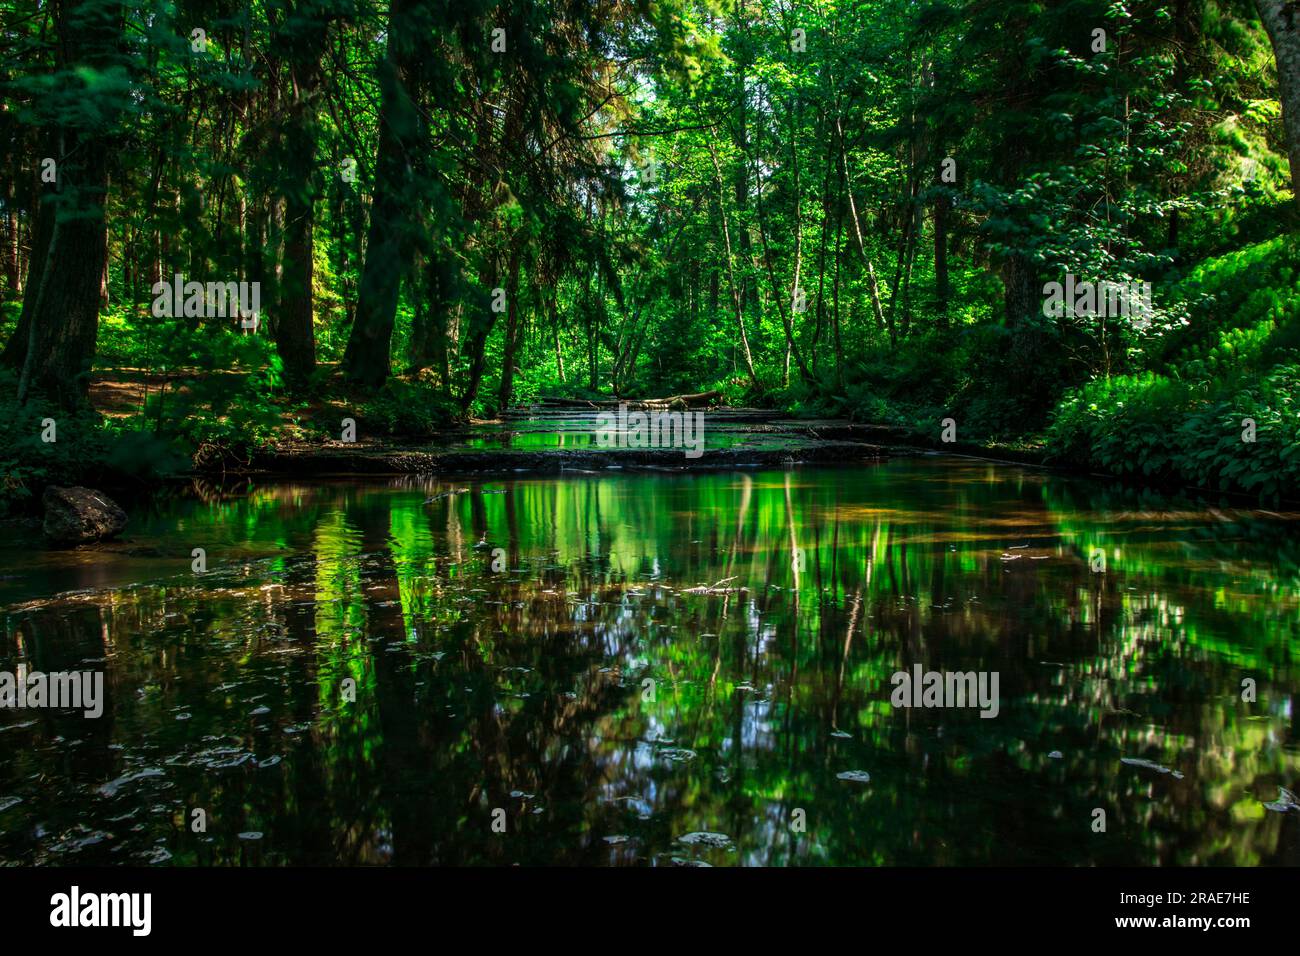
[278,557,337,863]
[22,613,116,784]
[358,508,435,865]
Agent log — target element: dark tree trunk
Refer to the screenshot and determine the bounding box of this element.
[1256,1,1300,206]
[272,3,330,385]
[1,174,52,370]
[18,144,111,408]
[1001,252,1037,325]
[458,242,513,414]
[934,193,950,328]
[408,250,453,375]
[17,0,124,407]
[496,252,525,410]
[342,0,423,387]
[3,178,19,295]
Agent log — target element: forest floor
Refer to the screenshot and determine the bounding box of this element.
[82,367,1054,478]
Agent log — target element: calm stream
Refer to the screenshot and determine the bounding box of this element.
[2,456,1298,865]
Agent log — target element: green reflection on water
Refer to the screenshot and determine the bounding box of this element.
[1,458,1298,866]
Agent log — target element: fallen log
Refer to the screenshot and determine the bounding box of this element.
[638,390,723,408]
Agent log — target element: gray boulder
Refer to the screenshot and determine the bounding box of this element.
[42,486,128,544]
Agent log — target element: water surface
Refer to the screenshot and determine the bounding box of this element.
[2,457,1298,865]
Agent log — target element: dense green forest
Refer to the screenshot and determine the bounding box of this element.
[1,0,1298,506]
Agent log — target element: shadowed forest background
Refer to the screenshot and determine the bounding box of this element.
[1,0,1299,506]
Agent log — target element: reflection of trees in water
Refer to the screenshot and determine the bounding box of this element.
[2,465,1296,865]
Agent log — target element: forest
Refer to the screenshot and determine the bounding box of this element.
[1,0,1298,506]
[2,0,1300,879]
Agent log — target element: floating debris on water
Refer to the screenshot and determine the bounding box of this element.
[1120,757,1184,780]
[1263,787,1298,813]
[97,768,165,798]
[677,831,732,848]
[657,748,697,763]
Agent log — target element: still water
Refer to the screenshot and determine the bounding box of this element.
[1,457,1298,865]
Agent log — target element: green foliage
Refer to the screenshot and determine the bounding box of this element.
[1045,365,1300,498]
[1,0,1297,501]
[0,370,188,514]
[1042,231,1300,498]
[125,318,287,461]
[356,379,458,437]
[1160,232,1300,366]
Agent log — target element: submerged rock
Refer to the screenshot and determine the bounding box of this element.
[42,486,128,544]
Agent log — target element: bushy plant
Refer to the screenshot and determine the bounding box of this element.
[1045,366,1300,498]
[359,378,459,437]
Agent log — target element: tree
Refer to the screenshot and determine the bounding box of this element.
[15,0,129,409]
[1256,0,1300,205]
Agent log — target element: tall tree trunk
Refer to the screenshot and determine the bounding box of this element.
[832,108,886,332]
[496,251,525,410]
[409,250,452,375]
[934,193,950,328]
[1256,0,1300,205]
[272,5,330,385]
[707,139,761,392]
[1,170,52,370]
[17,0,124,408]
[551,296,565,384]
[458,242,508,412]
[341,0,424,387]
[3,178,19,295]
[1001,252,1037,325]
